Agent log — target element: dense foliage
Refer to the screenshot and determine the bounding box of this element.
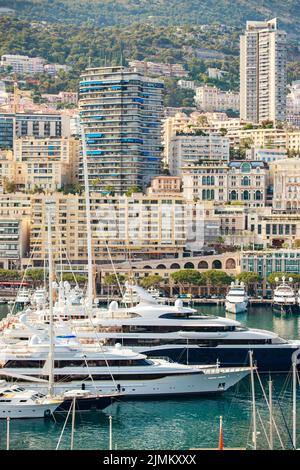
[0,1,299,33]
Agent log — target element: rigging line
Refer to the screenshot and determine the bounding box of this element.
[56,401,73,450]
[105,239,124,297]
[257,408,271,449]
[255,369,285,449]
[60,242,80,290]
[8,222,43,316]
[276,393,294,449]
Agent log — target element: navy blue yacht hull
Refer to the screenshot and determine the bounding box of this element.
[143,346,299,373]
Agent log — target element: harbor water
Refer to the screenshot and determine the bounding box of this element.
[0,304,299,450]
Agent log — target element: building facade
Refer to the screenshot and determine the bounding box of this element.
[168,132,229,176]
[272,158,300,212]
[240,18,287,123]
[228,161,269,207]
[79,66,164,193]
[195,85,239,112]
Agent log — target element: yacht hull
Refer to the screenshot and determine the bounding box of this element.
[225,301,248,314]
[0,402,59,419]
[141,344,300,373]
[1,369,249,397]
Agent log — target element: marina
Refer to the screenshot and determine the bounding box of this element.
[0,303,299,450]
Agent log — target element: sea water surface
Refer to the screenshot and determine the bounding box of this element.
[0,304,299,450]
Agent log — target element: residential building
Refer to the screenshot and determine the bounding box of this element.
[0,54,45,74]
[168,132,229,176]
[12,137,80,191]
[43,64,71,76]
[147,176,182,195]
[182,162,228,202]
[195,85,239,112]
[227,127,287,149]
[272,158,300,213]
[242,250,300,278]
[246,147,288,163]
[129,60,187,78]
[29,193,189,266]
[178,80,196,90]
[240,18,287,123]
[247,209,300,248]
[0,219,30,269]
[228,161,269,207]
[0,114,14,149]
[287,81,300,114]
[79,66,164,193]
[207,68,228,80]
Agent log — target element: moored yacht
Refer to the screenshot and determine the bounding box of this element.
[272,277,298,314]
[0,383,61,419]
[68,285,300,373]
[0,336,251,397]
[225,281,249,314]
[15,288,31,307]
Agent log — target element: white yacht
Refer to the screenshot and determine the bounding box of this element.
[0,336,251,397]
[0,383,61,419]
[272,277,297,314]
[121,284,140,307]
[225,281,249,314]
[2,285,300,373]
[31,288,47,307]
[15,289,31,306]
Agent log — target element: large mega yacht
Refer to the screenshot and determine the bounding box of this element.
[0,335,251,397]
[68,285,300,373]
[2,285,300,373]
[225,281,249,314]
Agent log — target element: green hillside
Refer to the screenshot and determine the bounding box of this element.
[0,0,299,33]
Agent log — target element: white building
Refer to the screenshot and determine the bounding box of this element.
[246,147,288,163]
[182,161,228,202]
[178,80,196,90]
[1,55,45,74]
[169,132,229,176]
[240,18,287,124]
[272,158,300,212]
[228,161,269,208]
[195,85,239,112]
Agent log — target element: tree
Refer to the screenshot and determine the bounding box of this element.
[3,179,16,194]
[140,275,163,289]
[171,269,204,295]
[236,272,261,284]
[24,269,45,282]
[202,270,234,295]
[103,274,127,286]
[59,183,83,195]
[0,269,21,280]
[125,186,143,197]
[62,273,87,283]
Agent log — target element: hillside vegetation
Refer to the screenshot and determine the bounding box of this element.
[0,0,299,34]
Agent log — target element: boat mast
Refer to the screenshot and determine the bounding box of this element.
[268,378,273,450]
[292,349,300,450]
[249,350,257,449]
[46,200,55,397]
[81,125,93,312]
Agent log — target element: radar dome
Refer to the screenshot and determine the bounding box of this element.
[109,301,118,312]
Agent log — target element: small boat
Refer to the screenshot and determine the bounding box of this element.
[0,383,61,419]
[121,284,140,306]
[272,277,298,314]
[225,281,248,314]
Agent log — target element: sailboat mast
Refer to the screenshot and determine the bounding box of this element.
[46,201,55,397]
[81,125,93,311]
[249,350,257,450]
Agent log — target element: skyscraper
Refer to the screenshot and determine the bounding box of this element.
[79,66,164,193]
[240,18,287,124]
